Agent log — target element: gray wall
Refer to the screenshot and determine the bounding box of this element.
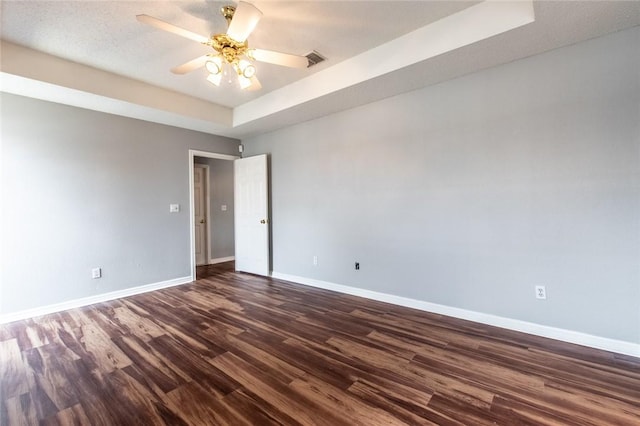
[244,27,640,343]
[1,94,239,314]
[194,157,235,260]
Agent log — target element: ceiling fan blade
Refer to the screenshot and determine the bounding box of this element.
[250,49,309,69]
[136,14,209,44]
[171,55,210,74]
[226,2,263,43]
[247,76,262,91]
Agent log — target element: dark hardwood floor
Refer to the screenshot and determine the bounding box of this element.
[196,261,236,279]
[1,262,639,425]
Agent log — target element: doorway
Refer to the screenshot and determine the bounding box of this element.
[189,150,238,280]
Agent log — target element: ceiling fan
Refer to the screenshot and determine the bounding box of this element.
[137,1,309,91]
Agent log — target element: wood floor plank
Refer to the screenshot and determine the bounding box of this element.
[2,394,38,426]
[41,403,91,426]
[56,313,132,374]
[0,339,30,399]
[212,331,307,384]
[16,320,50,352]
[167,382,291,426]
[1,261,639,425]
[112,334,187,393]
[23,344,80,414]
[289,374,412,426]
[68,359,125,425]
[209,351,345,426]
[101,368,177,425]
[538,382,640,425]
[166,381,240,426]
[148,335,241,398]
[129,299,227,361]
[110,304,167,342]
[222,389,296,426]
[489,394,594,426]
[474,340,640,404]
[347,379,441,426]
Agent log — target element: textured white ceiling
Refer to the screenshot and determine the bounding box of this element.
[1,1,639,138]
[0,1,476,108]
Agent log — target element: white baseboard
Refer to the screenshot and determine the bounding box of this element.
[208,256,235,265]
[271,272,640,358]
[0,276,193,324]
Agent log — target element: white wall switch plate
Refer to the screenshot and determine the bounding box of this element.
[221,205,227,211]
[92,268,102,279]
[170,204,180,213]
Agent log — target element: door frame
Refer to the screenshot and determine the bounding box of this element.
[188,150,239,281]
[193,163,210,266]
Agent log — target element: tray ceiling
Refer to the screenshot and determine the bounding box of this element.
[1,1,639,138]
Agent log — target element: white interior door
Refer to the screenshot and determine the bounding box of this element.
[234,154,269,276]
[194,165,207,266]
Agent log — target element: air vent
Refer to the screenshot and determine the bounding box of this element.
[305,51,326,68]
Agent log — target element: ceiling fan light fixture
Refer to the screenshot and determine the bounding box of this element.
[205,56,223,75]
[238,59,256,79]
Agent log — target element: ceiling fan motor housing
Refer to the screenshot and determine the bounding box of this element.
[210,33,248,64]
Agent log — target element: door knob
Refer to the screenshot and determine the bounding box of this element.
[200,219,205,224]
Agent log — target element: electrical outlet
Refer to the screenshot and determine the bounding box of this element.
[92,268,102,279]
[355,262,360,270]
[313,256,318,266]
[535,285,546,300]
